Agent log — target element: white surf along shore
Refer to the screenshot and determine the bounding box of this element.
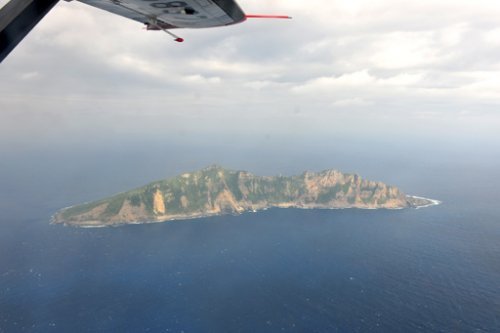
[407,195,442,209]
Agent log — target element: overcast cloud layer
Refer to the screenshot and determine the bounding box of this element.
[1,0,500,149]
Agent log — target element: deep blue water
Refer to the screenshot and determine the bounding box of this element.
[1,145,500,332]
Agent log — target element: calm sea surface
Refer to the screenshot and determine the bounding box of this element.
[1,146,499,332]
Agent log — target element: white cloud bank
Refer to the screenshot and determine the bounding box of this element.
[1,0,500,144]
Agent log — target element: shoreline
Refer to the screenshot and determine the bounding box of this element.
[407,195,442,209]
[53,196,441,228]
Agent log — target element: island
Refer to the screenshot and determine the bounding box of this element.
[52,165,439,227]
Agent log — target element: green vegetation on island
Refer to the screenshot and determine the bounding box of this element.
[52,165,438,227]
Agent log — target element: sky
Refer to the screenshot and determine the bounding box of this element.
[1,0,500,152]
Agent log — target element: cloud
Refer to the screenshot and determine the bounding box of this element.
[19,71,40,80]
[291,71,424,95]
[1,0,500,147]
[182,74,221,84]
[369,31,444,69]
[331,98,373,107]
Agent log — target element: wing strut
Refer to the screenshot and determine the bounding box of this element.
[110,0,184,42]
[148,19,183,42]
[0,0,59,63]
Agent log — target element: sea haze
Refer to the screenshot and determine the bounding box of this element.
[0,138,499,332]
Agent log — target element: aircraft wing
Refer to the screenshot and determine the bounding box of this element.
[76,0,246,29]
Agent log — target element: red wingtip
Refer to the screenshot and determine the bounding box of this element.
[245,14,292,19]
[175,38,184,42]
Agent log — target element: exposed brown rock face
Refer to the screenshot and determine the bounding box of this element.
[52,166,435,227]
[153,189,166,215]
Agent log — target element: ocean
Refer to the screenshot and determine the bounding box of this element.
[1,141,499,332]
